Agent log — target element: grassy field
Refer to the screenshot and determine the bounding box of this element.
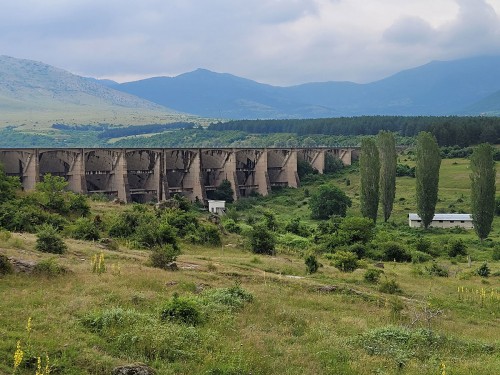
[0,158,499,375]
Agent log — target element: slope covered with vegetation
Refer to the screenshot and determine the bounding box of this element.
[0,153,499,374]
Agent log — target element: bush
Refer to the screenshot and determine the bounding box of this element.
[250,224,276,255]
[382,242,411,262]
[285,217,310,237]
[414,237,432,254]
[349,243,367,259]
[448,239,467,257]
[426,262,449,277]
[163,209,198,237]
[476,263,490,277]
[161,294,202,325]
[202,285,253,310]
[0,200,68,233]
[0,254,13,275]
[70,217,100,241]
[150,244,181,270]
[223,218,241,234]
[338,217,375,245]
[33,258,68,276]
[35,224,67,254]
[134,221,178,250]
[108,211,142,238]
[411,251,432,264]
[379,279,403,294]
[493,246,500,261]
[305,254,319,274]
[331,251,359,272]
[310,184,352,219]
[187,223,221,246]
[364,268,383,283]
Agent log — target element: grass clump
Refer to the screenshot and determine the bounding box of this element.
[202,285,253,311]
[379,279,403,294]
[33,258,68,276]
[0,254,13,275]
[161,293,202,326]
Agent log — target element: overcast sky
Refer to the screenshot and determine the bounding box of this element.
[1,0,500,85]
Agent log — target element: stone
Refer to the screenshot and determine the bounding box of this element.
[8,257,37,273]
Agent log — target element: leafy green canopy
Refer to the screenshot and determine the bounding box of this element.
[310,184,352,220]
[360,138,380,222]
[377,131,397,222]
[415,132,441,228]
[470,143,496,240]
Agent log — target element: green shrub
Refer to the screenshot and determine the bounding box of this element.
[364,268,383,283]
[330,251,358,272]
[35,224,67,254]
[163,209,198,237]
[161,294,202,325]
[150,245,181,270]
[0,200,67,233]
[134,221,178,250]
[0,254,13,275]
[411,250,433,264]
[223,218,241,234]
[305,254,319,274]
[491,246,500,261]
[284,217,310,237]
[379,279,403,294]
[414,237,432,254]
[108,211,142,238]
[349,243,366,259]
[448,239,467,257]
[382,242,411,262]
[33,257,68,276]
[426,262,449,277]
[70,217,100,241]
[202,285,253,309]
[250,224,276,255]
[68,193,91,217]
[476,263,490,277]
[187,223,221,246]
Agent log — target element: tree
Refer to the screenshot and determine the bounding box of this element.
[415,132,441,228]
[249,224,276,255]
[0,163,20,204]
[360,138,380,222]
[310,184,352,219]
[210,179,234,203]
[470,143,496,240]
[377,131,397,222]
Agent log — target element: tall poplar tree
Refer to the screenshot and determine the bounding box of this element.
[415,132,441,228]
[377,131,397,222]
[360,138,380,222]
[470,143,496,240]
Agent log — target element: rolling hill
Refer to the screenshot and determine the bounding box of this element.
[0,56,197,129]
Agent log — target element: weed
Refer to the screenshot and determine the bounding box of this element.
[91,252,106,275]
[379,279,403,294]
[364,268,384,283]
[33,258,68,276]
[161,293,202,326]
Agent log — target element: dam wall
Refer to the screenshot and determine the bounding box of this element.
[0,147,356,203]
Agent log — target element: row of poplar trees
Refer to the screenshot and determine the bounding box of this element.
[360,131,496,240]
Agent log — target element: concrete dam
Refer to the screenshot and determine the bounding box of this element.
[0,148,357,203]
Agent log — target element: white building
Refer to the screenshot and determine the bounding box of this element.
[408,213,473,229]
[208,200,226,215]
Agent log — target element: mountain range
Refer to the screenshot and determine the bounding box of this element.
[1,55,500,126]
[112,55,500,119]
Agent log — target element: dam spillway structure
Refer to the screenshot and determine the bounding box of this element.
[0,147,356,203]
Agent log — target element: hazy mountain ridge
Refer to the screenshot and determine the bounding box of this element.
[115,56,500,119]
[0,55,193,128]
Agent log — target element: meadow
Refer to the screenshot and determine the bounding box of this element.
[0,157,499,375]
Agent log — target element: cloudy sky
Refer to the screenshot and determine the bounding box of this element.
[1,0,500,85]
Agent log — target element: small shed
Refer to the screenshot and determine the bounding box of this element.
[408,213,473,229]
[208,200,226,215]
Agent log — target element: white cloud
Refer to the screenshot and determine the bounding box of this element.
[0,0,499,85]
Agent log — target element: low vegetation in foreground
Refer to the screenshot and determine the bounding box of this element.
[1,154,499,375]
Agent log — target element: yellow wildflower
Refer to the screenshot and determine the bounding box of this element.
[13,340,23,372]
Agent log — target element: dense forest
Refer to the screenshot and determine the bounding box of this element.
[208,116,500,147]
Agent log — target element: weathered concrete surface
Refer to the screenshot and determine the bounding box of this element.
[0,148,356,203]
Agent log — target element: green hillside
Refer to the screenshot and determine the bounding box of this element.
[0,158,499,374]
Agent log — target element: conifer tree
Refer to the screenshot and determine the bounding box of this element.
[470,143,496,240]
[415,132,441,228]
[377,131,397,222]
[360,138,380,222]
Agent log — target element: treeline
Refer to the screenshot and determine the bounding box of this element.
[208,116,500,147]
[53,122,196,139]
